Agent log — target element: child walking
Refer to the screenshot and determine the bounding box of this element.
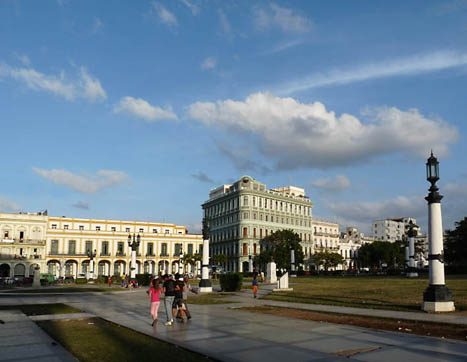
[252,276,258,298]
[149,278,162,326]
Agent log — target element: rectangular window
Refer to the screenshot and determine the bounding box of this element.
[243,196,248,206]
[51,240,58,254]
[111,227,116,232]
[64,225,69,230]
[139,228,144,232]
[253,228,256,238]
[68,240,76,255]
[243,243,248,256]
[153,228,158,233]
[79,225,84,230]
[188,244,193,255]
[147,242,154,256]
[243,227,248,238]
[125,228,130,232]
[85,240,92,254]
[260,229,263,238]
[244,212,249,219]
[175,244,182,255]
[161,243,168,256]
[96,226,101,231]
[117,242,124,255]
[51,224,57,229]
[102,241,109,255]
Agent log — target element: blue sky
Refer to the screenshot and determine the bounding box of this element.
[1,0,466,235]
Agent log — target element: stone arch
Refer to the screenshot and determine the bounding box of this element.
[171,261,179,274]
[98,260,111,276]
[0,263,10,277]
[14,263,26,277]
[29,263,40,276]
[47,260,60,277]
[114,260,126,276]
[64,259,78,278]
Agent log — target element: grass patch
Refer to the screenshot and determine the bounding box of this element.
[0,303,82,316]
[239,305,467,342]
[263,276,467,314]
[188,292,234,305]
[3,286,126,294]
[37,318,214,362]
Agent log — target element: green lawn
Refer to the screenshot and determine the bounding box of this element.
[263,276,467,313]
[3,286,126,293]
[37,318,214,362]
[0,303,82,316]
[188,292,234,304]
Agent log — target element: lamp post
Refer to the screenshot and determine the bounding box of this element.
[199,220,212,292]
[407,221,418,278]
[128,233,140,280]
[290,246,296,277]
[87,249,97,282]
[422,152,455,312]
[179,252,184,275]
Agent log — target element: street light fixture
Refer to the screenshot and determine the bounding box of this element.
[422,152,455,312]
[128,233,140,280]
[86,248,97,282]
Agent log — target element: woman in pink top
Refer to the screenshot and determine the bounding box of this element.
[149,278,162,326]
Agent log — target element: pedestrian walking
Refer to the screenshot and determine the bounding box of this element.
[252,275,258,298]
[182,276,197,320]
[149,278,162,326]
[172,274,186,323]
[163,274,176,326]
[108,276,112,287]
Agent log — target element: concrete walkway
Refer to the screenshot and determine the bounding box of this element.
[1,290,466,362]
[0,310,77,362]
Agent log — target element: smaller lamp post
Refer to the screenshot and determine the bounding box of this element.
[128,233,140,280]
[179,252,184,275]
[407,221,418,278]
[290,245,296,277]
[87,249,97,282]
[422,152,454,312]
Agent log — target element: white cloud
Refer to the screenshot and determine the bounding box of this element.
[0,196,22,212]
[311,175,350,192]
[255,3,312,33]
[0,63,106,102]
[277,50,467,95]
[79,67,107,102]
[14,53,31,66]
[153,2,178,26]
[201,57,217,70]
[180,0,199,16]
[33,168,129,194]
[262,39,303,55]
[188,92,458,169]
[90,17,104,34]
[114,96,177,121]
[72,200,89,210]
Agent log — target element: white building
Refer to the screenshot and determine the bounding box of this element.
[338,227,374,270]
[313,219,340,253]
[0,211,48,278]
[372,217,420,243]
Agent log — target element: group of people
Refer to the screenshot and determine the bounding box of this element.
[148,273,197,326]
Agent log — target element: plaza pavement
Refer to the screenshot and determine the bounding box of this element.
[1,286,467,362]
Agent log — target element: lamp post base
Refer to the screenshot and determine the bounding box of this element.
[199,279,212,293]
[422,284,455,312]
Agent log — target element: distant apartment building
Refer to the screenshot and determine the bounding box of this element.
[0,211,203,278]
[313,219,340,252]
[338,227,374,269]
[202,176,314,272]
[0,211,48,278]
[372,217,420,243]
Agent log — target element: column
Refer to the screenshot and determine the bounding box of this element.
[199,239,212,292]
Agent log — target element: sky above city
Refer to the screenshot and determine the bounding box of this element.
[1,0,466,235]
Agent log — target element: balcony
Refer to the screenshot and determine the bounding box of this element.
[47,252,88,257]
[100,252,111,257]
[159,253,169,257]
[115,252,126,257]
[1,238,45,245]
[146,253,155,257]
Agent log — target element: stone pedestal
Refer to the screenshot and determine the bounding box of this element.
[32,268,41,288]
[273,272,293,292]
[266,262,277,284]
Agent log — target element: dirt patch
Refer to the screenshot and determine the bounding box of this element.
[239,306,467,342]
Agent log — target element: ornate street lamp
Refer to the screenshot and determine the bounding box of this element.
[290,245,296,277]
[199,219,212,292]
[422,152,455,312]
[128,233,140,280]
[86,249,97,282]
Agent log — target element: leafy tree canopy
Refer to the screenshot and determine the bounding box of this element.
[259,229,304,270]
[445,217,467,265]
[211,254,228,266]
[313,251,344,271]
[357,240,404,269]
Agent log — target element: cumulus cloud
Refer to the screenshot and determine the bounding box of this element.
[114,96,177,121]
[180,0,199,16]
[72,200,89,210]
[191,171,214,184]
[255,3,312,33]
[201,57,217,70]
[0,196,22,212]
[216,141,271,174]
[188,92,458,169]
[33,168,129,194]
[0,63,106,102]
[311,175,350,193]
[153,2,178,26]
[277,50,467,95]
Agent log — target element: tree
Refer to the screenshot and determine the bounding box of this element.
[211,254,228,266]
[357,240,404,270]
[259,229,304,270]
[444,217,467,265]
[313,251,344,271]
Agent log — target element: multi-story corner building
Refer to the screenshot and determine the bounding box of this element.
[372,217,420,243]
[338,227,374,270]
[312,219,340,252]
[0,211,203,279]
[202,176,314,272]
[45,216,203,278]
[0,211,48,278]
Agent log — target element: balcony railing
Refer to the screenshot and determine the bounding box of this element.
[159,253,169,257]
[48,252,88,257]
[100,252,111,257]
[146,253,155,257]
[115,252,126,257]
[1,238,45,245]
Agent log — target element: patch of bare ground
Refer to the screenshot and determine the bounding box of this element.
[239,306,467,342]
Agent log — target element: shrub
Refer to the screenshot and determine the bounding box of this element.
[220,272,243,292]
[96,276,108,284]
[76,278,87,285]
[136,273,152,286]
[112,275,123,284]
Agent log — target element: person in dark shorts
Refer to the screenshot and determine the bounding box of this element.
[172,274,186,323]
[163,274,176,326]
